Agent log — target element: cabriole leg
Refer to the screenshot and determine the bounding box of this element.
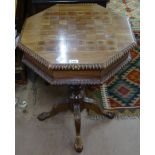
[73,104,83,153]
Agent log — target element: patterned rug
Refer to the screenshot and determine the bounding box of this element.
[87,0,140,119]
[107,0,140,32]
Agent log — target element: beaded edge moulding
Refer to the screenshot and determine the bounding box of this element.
[22,52,131,85]
[18,41,136,71]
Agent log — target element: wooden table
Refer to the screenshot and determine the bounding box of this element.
[18,4,136,152]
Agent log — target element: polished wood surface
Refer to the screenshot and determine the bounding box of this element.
[19,4,136,67]
[22,50,130,85]
[31,0,110,16]
[18,4,136,84]
[18,4,136,152]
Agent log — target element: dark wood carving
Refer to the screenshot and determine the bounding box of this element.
[37,85,115,152]
[16,3,137,152]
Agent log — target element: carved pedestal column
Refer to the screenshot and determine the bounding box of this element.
[37,85,115,152]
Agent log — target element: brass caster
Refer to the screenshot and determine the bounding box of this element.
[104,111,115,119]
[74,136,83,153]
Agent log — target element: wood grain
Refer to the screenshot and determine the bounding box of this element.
[18,4,136,85]
[19,4,136,67]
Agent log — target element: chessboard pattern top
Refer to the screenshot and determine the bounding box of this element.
[19,4,136,69]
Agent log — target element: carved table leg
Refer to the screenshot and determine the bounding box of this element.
[37,102,70,121]
[73,104,83,153]
[37,85,115,152]
[83,102,115,119]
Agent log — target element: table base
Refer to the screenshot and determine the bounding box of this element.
[37,85,115,153]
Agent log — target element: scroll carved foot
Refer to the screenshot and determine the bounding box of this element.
[103,111,115,119]
[83,102,115,119]
[37,103,70,121]
[74,136,83,153]
[37,112,51,121]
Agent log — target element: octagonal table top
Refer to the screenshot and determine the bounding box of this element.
[18,4,136,70]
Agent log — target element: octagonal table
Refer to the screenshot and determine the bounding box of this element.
[18,4,136,152]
